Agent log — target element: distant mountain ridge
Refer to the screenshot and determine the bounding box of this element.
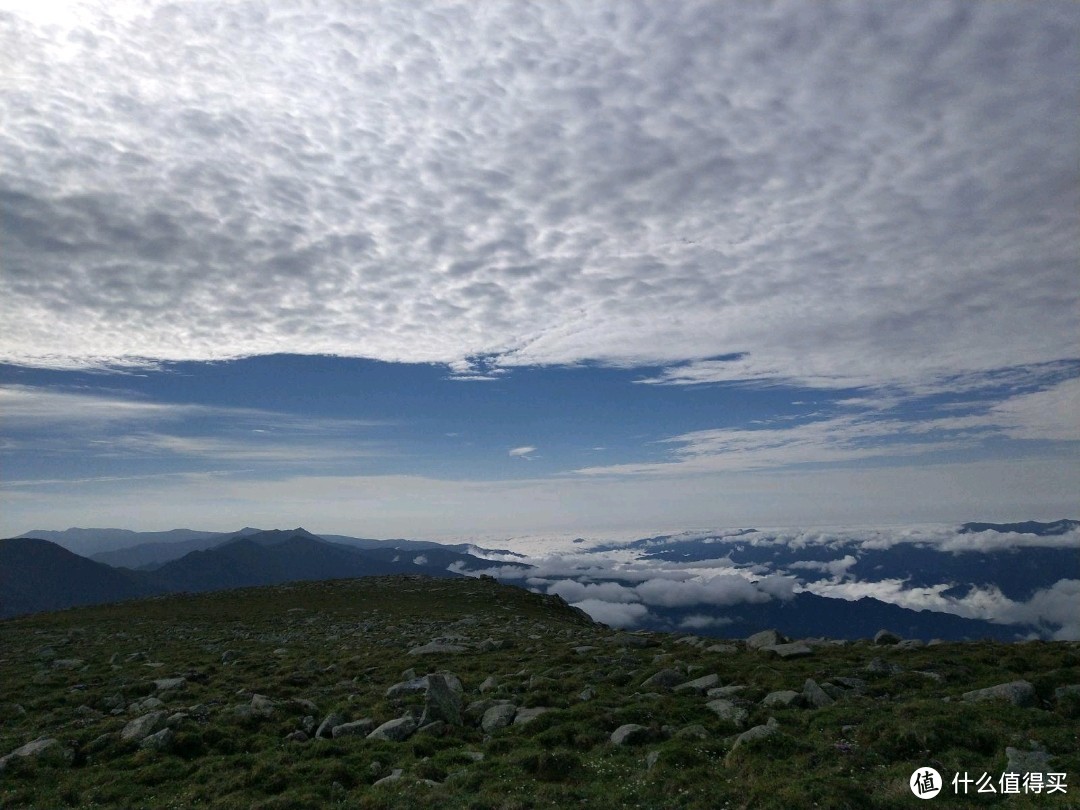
[959,519,1079,536]
[0,529,525,619]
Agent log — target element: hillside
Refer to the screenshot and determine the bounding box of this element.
[1,577,1077,808]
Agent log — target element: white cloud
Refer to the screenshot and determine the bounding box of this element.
[508,446,537,459]
[546,579,640,604]
[633,575,773,608]
[678,614,732,630]
[570,599,650,629]
[0,2,1073,395]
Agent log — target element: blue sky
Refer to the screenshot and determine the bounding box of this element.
[1,1,1077,538]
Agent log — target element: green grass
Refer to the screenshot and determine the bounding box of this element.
[1,575,1077,809]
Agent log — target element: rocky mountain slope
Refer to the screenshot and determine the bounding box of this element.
[0,576,1076,808]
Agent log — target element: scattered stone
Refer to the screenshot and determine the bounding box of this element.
[316,712,346,739]
[760,643,813,660]
[332,719,375,738]
[962,680,1036,708]
[421,674,462,726]
[121,711,167,743]
[832,677,867,691]
[373,769,403,786]
[573,646,597,655]
[579,687,596,702]
[1054,684,1080,700]
[153,677,186,692]
[645,750,661,770]
[705,644,738,654]
[0,738,71,772]
[762,690,802,708]
[165,712,188,728]
[476,638,503,652]
[139,728,174,752]
[674,673,719,694]
[896,639,925,650]
[408,642,467,656]
[462,751,484,762]
[51,658,84,670]
[746,630,788,649]
[707,685,747,699]
[803,679,836,709]
[730,718,780,752]
[285,730,309,743]
[611,724,650,746]
[478,676,498,693]
[417,720,446,736]
[513,707,551,726]
[366,716,417,742]
[387,675,430,698]
[481,703,517,733]
[873,629,901,646]
[865,658,904,676]
[221,650,240,664]
[640,669,684,690]
[1005,745,1054,774]
[250,694,274,718]
[706,699,748,727]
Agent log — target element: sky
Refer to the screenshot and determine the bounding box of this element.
[1,0,1077,539]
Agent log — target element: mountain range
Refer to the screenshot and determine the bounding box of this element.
[0,528,520,619]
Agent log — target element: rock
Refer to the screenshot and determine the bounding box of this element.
[705,644,738,654]
[611,724,650,746]
[153,677,186,692]
[832,677,867,691]
[803,679,835,708]
[221,650,240,664]
[121,711,167,743]
[316,712,346,739]
[579,687,596,702]
[762,690,801,708]
[366,716,417,742]
[573,646,597,655]
[674,674,719,694]
[386,675,430,698]
[873,629,902,645]
[1054,684,1080,700]
[250,694,274,718]
[865,658,904,676]
[0,738,71,772]
[675,724,709,740]
[478,676,498,693]
[513,707,550,725]
[139,728,174,752]
[373,769,403,786]
[746,630,788,649]
[165,712,188,728]
[51,658,84,670]
[760,643,813,659]
[612,632,654,648]
[706,699,748,727]
[730,718,780,751]
[408,642,467,655]
[417,720,446,736]
[421,674,462,726]
[896,639,924,650]
[481,703,517,733]
[476,638,502,652]
[332,719,375,738]
[962,680,1036,708]
[285,730,308,743]
[286,698,318,714]
[640,669,684,690]
[707,685,747,699]
[1005,745,1054,774]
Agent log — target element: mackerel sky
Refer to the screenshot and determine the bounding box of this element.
[1,1,1077,538]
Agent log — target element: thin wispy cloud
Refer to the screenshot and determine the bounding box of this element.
[509,446,537,459]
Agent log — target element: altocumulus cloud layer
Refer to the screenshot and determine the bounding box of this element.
[1,1,1077,389]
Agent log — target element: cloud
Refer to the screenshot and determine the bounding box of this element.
[678,615,733,630]
[0,2,1074,397]
[509,446,537,459]
[570,599,650,629]
[546,579,640,604]
[633,575,773,608]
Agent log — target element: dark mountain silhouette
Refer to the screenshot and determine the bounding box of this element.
[15,527,221,557]
[0,538,159,618]
[0,531,524,619]
[959,519,1079,536]
[639,591,1028,642]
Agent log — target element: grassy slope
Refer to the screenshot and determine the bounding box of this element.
[0,576,1076,809]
